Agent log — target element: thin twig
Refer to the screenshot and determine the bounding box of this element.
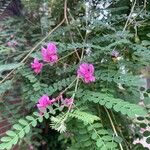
[67,9,84,41]
[110,110,130,150]
[57,49,80,63]
[104,107,124,150]
[127,0,147,27]
[60,77,77,95]
[122,0,137,33]
[64,0,80,60]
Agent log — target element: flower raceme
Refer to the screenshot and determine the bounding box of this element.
[41,42,58,63]
[37,95,74,112]
[37,95,55,112]
[31,58,43,74]
[77,63,95,83]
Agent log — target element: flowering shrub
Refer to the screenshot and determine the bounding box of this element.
[0,0,150,150]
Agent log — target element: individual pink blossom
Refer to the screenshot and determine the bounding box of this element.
[41,42,58,63]
[61,98,73,110]
[77,63,95,83]
[13,40,18,46]
[11,35,14,38]
[64,98,73,106]
[31,58,43,74]
[111,50,119,58]
[7,41,13,47]
[37,95,55,112]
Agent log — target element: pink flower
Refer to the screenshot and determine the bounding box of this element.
[77,63,95,83]
[31,58,43,74]
[7,41,13,47]
[64,98,73,106]
[41,42,58,63]
[111,50,119,58]
[61,98,73,110]
[13,40,18,46]
[37,95,54,112]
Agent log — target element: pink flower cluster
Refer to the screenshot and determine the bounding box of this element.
[31,42,58,74]
[77,63,95,83]
[37,94,73,113]
[7,40,18,48]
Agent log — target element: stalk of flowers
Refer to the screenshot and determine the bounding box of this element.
[37,94,74,113]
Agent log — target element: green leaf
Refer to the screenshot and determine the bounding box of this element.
[13,124,22,130]
[0,80,12,95]
[1,137,11,142]
[24,126,30,133]
[69,110,99,124]
[96,138,103,147]
[0,63,22,73]
[12,136,18,145]
[102,135,113,141]
[83,140,93,147]
[26,116,37,127]
[82,91,147,117]
[91,132,97,140]
[18,130,25,138]
[38,116,43,123]
[18,119,28,126]
[114,136,123,143]
[33,112,40,117]
[0,143,6,149]
[26,116,35,121]
[106,142,118,149]
[44,112,49,119]
[31,120,37,127]
[47,106,56,114]
[6,131,17,137]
